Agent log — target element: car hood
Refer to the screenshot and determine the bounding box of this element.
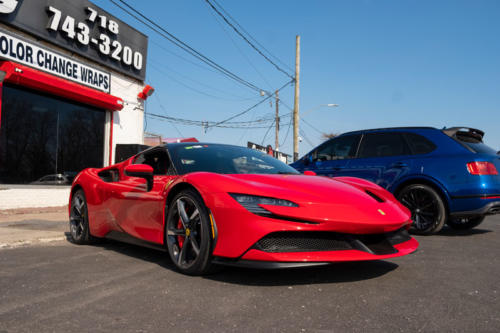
[189,173,411,232]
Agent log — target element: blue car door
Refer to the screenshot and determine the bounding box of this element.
[346,132,412,189]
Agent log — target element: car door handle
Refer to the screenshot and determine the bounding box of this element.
[391,162,408,168]
[333,166,346,170]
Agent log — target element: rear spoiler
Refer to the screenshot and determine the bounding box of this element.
[442,127,484,143]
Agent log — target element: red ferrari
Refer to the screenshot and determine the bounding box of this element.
[69,143,418,275]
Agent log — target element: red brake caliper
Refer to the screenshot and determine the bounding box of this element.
[177,218,185,248]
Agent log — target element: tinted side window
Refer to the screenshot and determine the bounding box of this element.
[134,150,170,175]
[358,133,409,158]
[134,153,146,165]
[404,132,436,155]
[313,135,360,161]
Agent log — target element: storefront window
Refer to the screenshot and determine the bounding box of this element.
[0,84,105,184]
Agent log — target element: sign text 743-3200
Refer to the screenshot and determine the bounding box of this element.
[0,0,148,81]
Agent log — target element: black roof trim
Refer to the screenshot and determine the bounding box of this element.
[340,126,437,136]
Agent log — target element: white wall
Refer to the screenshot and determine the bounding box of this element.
[109,73,145,165]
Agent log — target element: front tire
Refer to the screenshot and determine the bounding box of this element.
[69,189,94,244]
[447,216,485,230]
[397,184,447,235]
[166,189,213,275]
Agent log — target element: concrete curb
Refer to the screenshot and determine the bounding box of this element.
[0,205,67,216]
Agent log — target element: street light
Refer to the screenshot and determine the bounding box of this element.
[293,103,339,161]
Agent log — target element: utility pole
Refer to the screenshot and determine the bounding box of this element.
[275,89,279,151]
[293,35,300,161]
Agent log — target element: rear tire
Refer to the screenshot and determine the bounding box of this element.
[397,184,447,235]
[447,216,485,230]
[165,189,213,275]
[69,189,94,244]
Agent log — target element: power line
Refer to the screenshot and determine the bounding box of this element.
[207,79,293,128]
[302,118,324,135]
[152,93,184,137]
[279,99,324,147]
[205,0,295,80]
[281,119,292,147]
[147,105,287,129]
[149,39,218,75]
[261,119,276,145]
[205,2,274,91]
[210,0,294,73]
[150,62,256,101]
[299,129,315,148]
[145,113,275,129]
[110,0,267,94]
[146,113,275,127]
[278,99,295,112]
[150,40,262,100]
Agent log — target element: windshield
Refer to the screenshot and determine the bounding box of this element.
[169,144,299,175]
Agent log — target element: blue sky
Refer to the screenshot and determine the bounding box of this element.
[94,0,500,156]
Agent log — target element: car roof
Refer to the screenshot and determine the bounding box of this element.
[339,126,437,136]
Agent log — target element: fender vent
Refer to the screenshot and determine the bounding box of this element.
[365,190,384,203]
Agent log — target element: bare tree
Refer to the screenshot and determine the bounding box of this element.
[322,133,338,141]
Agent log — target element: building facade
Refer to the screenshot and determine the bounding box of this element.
[0,0,148,184]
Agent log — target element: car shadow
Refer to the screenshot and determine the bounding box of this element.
[204,260,399,286]
[65,233,398,285]
[435,227,492,237]
[64,232,176,268]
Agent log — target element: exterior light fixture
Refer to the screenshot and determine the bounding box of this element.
[138,85,155,100]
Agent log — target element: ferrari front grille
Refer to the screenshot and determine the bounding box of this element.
[253,228,411,255]
[254,232,353,253]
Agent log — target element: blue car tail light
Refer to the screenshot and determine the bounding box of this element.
[467,162,498,175]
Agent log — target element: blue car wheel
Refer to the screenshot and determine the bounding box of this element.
[397,184,447,235]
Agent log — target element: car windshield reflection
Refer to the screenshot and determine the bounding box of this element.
[169,144,300,175]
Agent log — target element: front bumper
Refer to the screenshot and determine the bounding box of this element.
[210,200,412,258]
[213,228,418,267]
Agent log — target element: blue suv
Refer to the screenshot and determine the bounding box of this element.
[291,127,500,234]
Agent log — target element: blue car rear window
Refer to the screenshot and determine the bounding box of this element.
[462,142,497,155]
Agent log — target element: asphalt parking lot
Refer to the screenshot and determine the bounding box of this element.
[0,215,499,332]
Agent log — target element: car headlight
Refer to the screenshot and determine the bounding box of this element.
[229,193,298,215]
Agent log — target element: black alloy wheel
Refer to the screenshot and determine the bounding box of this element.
[166,189,213,275]
[447,216,485,230]
[397,184,446,235]
[69,189,93,244]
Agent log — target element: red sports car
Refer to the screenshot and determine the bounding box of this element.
[69,143,418,275]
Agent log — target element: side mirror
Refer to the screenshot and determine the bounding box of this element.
[125,164,154,191]
[304,170,317,176]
